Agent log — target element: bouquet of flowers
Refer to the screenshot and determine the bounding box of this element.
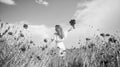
[69,19,76,29]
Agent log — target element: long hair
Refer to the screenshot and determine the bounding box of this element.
[55,25,64,39]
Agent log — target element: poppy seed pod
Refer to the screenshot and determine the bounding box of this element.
[23,24,28,29]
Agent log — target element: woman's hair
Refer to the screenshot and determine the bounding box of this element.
[55,25,64,39]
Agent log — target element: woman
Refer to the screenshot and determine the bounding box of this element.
[53,24,75,57]
[54,25,66,56]
[52,19,76,57]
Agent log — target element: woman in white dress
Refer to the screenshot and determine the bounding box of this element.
[53,19,76,57]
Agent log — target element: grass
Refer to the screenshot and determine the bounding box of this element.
[0,22,120,67]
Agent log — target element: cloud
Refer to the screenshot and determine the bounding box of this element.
[0,0,16,5]
[28,24,55,45]
[35,0,48,6]
[42,1,48,6]
[64,0,120,48]
[29,25,51,38]
[73,0,120,32]
[28,24,55,41]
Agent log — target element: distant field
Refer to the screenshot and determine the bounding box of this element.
[0,22,120,67]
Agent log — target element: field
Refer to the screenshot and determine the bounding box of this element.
[0,22,120,67]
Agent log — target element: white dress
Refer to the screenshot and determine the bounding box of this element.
[54,31,68,51]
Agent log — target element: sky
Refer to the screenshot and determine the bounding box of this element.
[0,0,120,48]
[0,0,79,27]
[74,0,120,33]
